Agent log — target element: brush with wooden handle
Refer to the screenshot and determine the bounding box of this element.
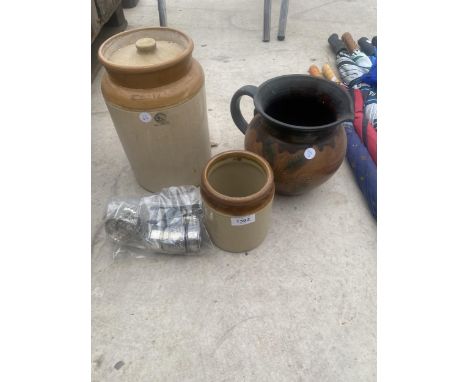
[322,64,341,84]
[308,64,324,78]
[341,32,372,69]
[342,32,359,53]
[309,63,342,85]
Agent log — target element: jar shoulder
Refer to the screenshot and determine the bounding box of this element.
[101,59,204,110]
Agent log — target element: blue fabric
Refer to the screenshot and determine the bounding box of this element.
[360,50,377,90]
[344,122,377,219]
[360,63,377,90]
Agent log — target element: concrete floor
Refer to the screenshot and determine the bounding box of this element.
[91,0,376,380]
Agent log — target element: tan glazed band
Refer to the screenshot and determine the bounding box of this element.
[200,150,275,216]
[98,27,204,109]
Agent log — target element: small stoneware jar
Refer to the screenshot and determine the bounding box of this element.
[200,150,275,253]
[230,75,354,196]
[99,27,211,192]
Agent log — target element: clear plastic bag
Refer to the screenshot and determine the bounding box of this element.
[104,186,211,256]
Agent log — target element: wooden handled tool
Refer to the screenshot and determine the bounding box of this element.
[342,32,359,53]
[308,64,324,78]
[322,64,341,84]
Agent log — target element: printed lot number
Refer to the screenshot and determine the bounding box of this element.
[231,214,256,226]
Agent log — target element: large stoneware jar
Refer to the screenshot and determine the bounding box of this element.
[99,27,211,192]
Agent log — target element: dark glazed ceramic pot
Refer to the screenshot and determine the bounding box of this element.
[230,75,354,195]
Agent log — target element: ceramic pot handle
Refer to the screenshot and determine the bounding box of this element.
[230,85,258,134]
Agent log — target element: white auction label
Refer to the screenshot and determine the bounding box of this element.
[139,112,152,123]
[231,214,256,226]
[304,147,316,160]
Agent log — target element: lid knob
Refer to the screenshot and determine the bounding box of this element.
[135,38,157,53]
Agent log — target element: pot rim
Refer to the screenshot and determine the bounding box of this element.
[201,150,275,215]
[98,26,194,74]
[252,74,354,132]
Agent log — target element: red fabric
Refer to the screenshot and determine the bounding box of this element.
[352,89,377,164]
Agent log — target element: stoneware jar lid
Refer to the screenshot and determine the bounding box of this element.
[98,27,192,71]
